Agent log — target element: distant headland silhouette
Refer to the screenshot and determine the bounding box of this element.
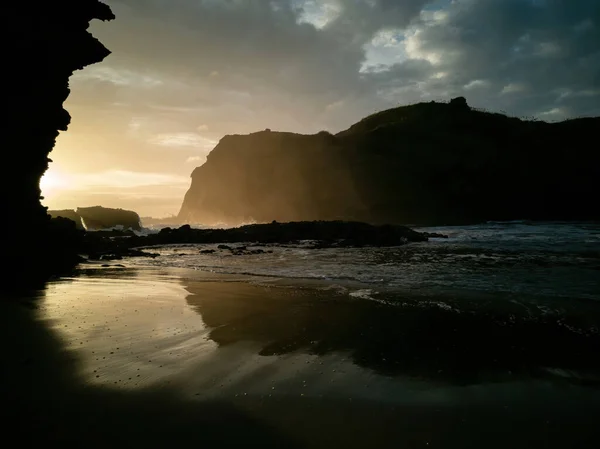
[179,96,600,226]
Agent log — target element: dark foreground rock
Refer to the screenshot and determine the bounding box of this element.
[1,1,114,289]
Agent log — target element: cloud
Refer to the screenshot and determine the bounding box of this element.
[296,0,343,29]
[464,79,490,90]
[86,0,434,133]
[360,0,600,117]
[88,0,600,126]
[45,169,190,191]
[72,66,163,87]
[539,107,569,121]
[76,170,190,189]
[361,29,408,73]
[501,82,527,94]
[149,132,217,149]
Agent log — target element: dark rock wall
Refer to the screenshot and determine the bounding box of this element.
[1,1,114,285]
[179,100,600,226]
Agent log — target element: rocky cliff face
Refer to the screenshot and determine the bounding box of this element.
[179,130,365,225]
[1,1,114,286]
[179,98,600,226]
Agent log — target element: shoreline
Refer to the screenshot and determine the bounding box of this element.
[3,264,600,447]
[33,263,600,384]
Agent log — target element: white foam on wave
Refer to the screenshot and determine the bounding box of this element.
[349,289,375,300]
[405,300,461,313]
[127,222,600,301]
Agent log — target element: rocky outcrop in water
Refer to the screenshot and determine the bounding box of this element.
[2,1,114,287]
[48,210,86,230]
[151,221,427,247]
[77,207,141,231]
[81,221,430,260]
[50,207,141,231]
[179,98,600,226]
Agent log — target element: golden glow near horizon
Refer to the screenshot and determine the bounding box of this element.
[41,163,191,218]
[40,169,68,196]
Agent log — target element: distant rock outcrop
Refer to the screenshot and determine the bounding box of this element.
[49,207,142,231]
[151,221,427,247]
[78,206,141,231]
[2,1,114,287]
[179,98,600,226]
[48,210,86,230]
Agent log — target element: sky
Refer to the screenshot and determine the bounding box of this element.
[42,0,600,217]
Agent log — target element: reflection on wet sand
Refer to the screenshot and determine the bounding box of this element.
[3,266,600,448]
[1,267,297,448]
[186,280,600,386]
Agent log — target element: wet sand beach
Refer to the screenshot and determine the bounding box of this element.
[2,264,600,448]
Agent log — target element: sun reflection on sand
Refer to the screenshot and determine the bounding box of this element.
[18,264,600,448]
[40,267,216,389]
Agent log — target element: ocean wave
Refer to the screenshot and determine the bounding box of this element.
[127,222,600,302]
[349,289,375,300]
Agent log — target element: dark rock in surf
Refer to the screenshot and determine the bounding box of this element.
[120,220,428,249]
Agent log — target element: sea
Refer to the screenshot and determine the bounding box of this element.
[124,220,600,386]
[132,221,600,305]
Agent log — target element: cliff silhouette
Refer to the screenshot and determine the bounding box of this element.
[50,207,142,231]
[2,1,114,286]
[179,97,600,226]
